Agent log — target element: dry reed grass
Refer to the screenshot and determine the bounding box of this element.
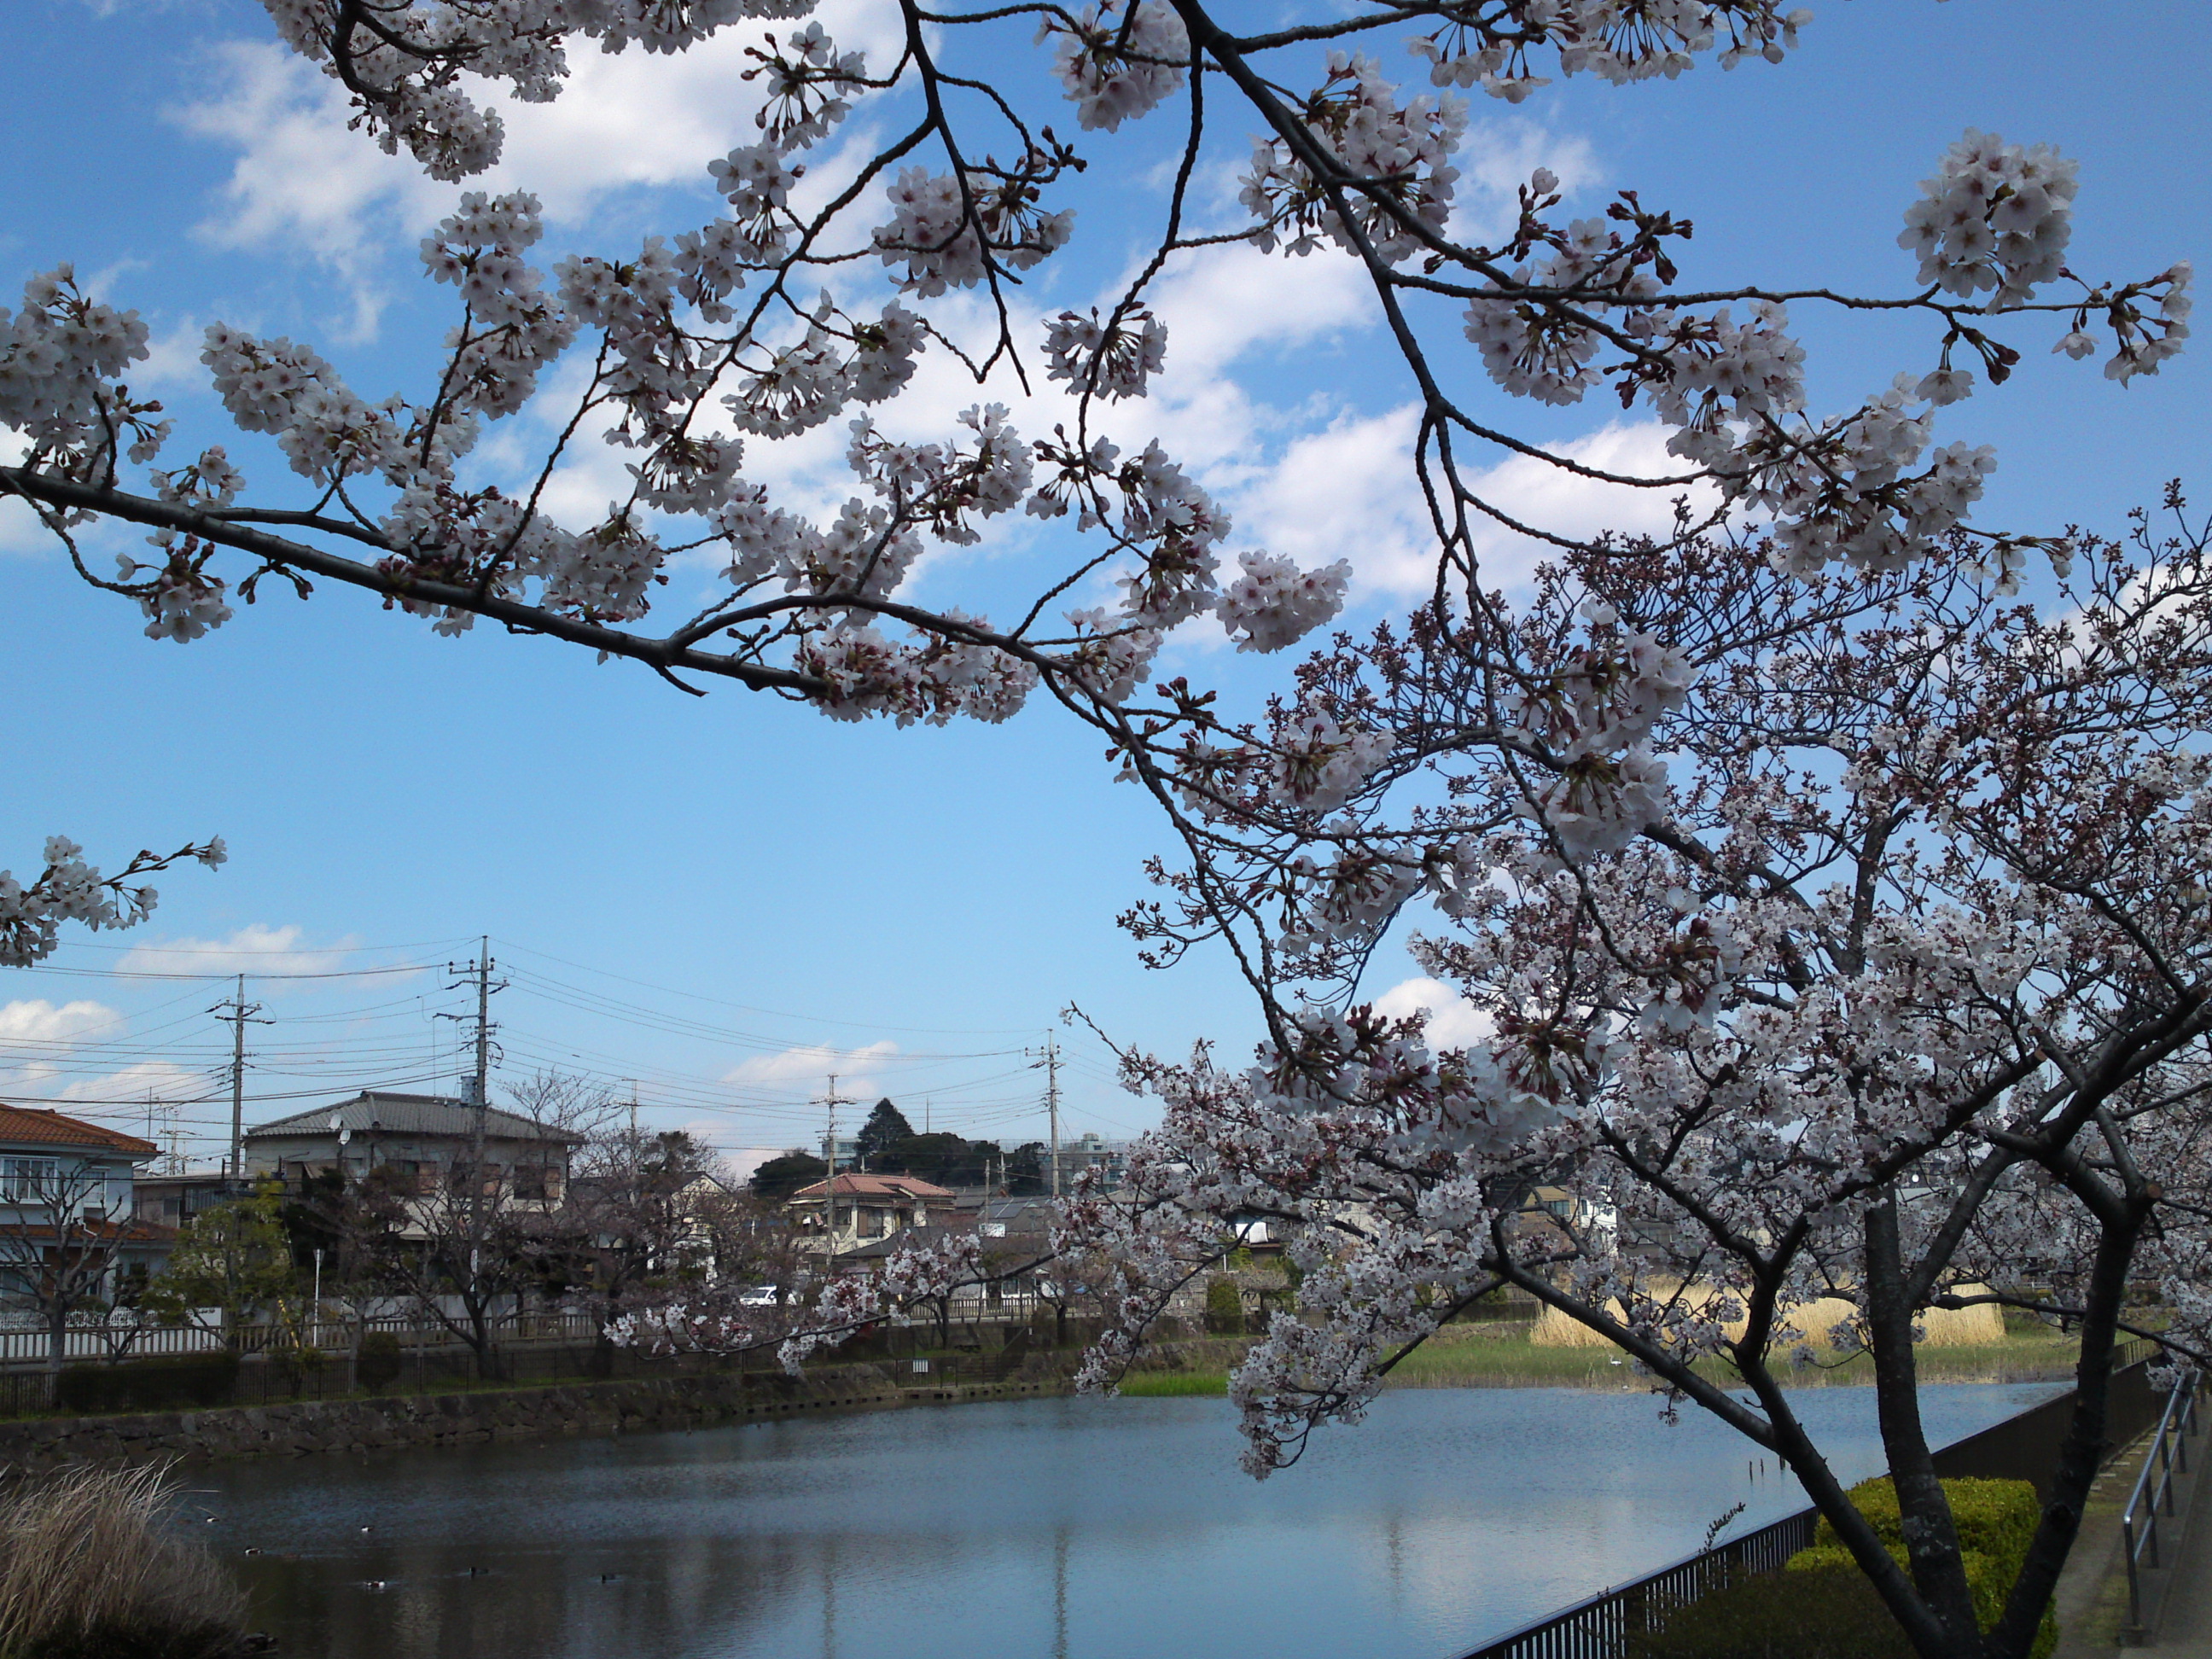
[1528,1288,2005,1350]
[0,1462,246,1659]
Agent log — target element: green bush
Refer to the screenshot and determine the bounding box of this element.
[1630,1477,2056,1659]
[1799,1475,2054,1659]
[1810,1476,2040,1568]
[1203,1277,1245,1336]
[53,1353,239,1416]
[1627,1564,1914,1659]
[356,1330,403,1393]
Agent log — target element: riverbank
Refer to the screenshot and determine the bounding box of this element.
[1119,1323,2086,1395]
[0,1325,2084,1467]
[0,1359,1075,1472]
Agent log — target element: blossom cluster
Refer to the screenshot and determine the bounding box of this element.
[0,835,225,969]
[872,166,1075,298]
[0,266,164,484]
[1044,1,1190,132]
[1042,307,1167,404]
[1899,129,2077,311]
[1410,0,1812,101]
[1239,53,1468,263]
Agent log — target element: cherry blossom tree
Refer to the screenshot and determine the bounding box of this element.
[1,4,2201,1657]
[1058,498,2212,1659]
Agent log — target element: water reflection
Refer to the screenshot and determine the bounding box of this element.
[196,1383,2061,1659]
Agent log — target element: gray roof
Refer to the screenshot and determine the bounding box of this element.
[246,1091,582,1145]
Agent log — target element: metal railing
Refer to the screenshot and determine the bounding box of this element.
[0,1310,599,1369]
[1461,1342,2166,1659]
[2122,1365,2203,1628]
[1458,1508,1819,1659]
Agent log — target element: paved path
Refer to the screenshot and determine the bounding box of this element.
[2052,1433,2151,1659]
[2151,1483,2212,1655]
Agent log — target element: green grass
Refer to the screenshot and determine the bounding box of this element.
[1114,1329,2084,1397]
[1116,1371,1230,1396]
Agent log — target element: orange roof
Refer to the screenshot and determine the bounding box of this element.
[792,1173,954,1202]
[0,1104,158,1158]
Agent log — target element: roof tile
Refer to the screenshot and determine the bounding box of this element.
[0,1104,158,1157]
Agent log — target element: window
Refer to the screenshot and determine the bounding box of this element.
[1,1158,61,1203]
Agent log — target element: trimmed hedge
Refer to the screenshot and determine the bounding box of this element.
[1628,1476,2056,1659]
[54,1353,241,1415]
[356,1331,403,1393]
[1625,1564,1915,1659]
[1203,1277,1245,1336]
[1811,1476,2040,1566]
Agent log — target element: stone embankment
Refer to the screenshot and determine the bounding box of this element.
[0,1357,1073,1471]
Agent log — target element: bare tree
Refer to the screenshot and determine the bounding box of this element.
[0,1163,151,1389]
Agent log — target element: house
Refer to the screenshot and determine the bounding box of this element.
[787,1172,952,1254]
[132,1172,237,1231]
[242,1091,582,1220]
[0,1104,173,1304]
[1051,1133,1128,1191]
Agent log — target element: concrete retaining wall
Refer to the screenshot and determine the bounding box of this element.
[0,1359,1073,1471]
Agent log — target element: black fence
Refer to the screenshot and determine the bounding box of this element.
[1458,1342,2161,1659]
[1931,1336,2162,1500]
[0,1319,1051,1422]
[1460,1509,1819,1659]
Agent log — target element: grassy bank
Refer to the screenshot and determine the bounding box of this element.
[0,1464,247,1658]
[1119,1371,1231,1397]
[1115,1327,2082,1396]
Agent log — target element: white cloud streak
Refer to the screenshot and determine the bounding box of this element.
[116,923,365,981]
[1370,975,1493,1050]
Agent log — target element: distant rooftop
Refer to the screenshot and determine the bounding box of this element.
[791,1172,954,1202]
[0,1103,158,1158]
[246,1091,583,1144]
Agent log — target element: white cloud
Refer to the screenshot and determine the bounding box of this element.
[1237,412,1719,601]
[164,30,1657,631]
[0,999,121,1046]
[1456,119,1603,226]
[0,432,44,556]
[722,1039,899,1093]
[115,923,364,981]
[1370,975,1492,1050]
[174,0,907,265]
[53,1060,207,1110]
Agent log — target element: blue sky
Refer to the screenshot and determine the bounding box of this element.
[3,0,2206,1171]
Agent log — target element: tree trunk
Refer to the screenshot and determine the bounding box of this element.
[1990,1199,2147,1656]
[44,1296,67,1403]
[1865,1195,1982,1652]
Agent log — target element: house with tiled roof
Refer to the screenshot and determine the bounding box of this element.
[0,1104,174,1312]
[242,1091,582,1233]
[786,1171,952,1254]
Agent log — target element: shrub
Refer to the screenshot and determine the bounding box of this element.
[1626,1564,1914,1659]
[0,1463,247,1659]
[1203,1277,1245,1336]
[356,1331,403,1393]
[54,1353,239,1417]
[1630,1477,2056,1659]
[1810,1476,2040,1567]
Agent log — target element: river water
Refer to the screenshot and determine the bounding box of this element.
[195,1382,2060,1659]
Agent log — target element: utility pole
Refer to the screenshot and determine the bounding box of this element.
[1028,1033,1062,1199]
[443,938,504,1252]
[212,975,268,1185]
[816,1073,853,1267]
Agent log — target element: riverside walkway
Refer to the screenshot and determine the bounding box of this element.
[2148,1512,2212,1656]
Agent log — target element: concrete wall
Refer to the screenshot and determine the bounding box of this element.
[0,1360,1073,1472]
